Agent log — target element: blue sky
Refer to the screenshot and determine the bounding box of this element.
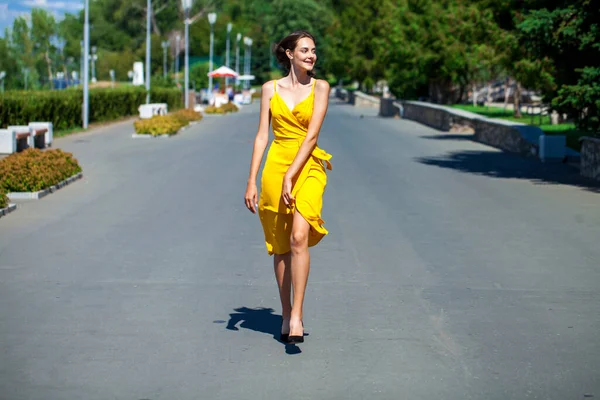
[0,0,83,36]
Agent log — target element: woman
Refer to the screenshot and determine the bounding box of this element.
[244,30,332,344]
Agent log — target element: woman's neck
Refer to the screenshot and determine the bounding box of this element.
[288,66,311,86]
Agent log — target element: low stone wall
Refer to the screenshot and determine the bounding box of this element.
[354,91,381,109]
[580,137,600,181]
[400,100,573,162]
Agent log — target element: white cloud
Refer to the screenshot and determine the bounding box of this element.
[21,0,83,11]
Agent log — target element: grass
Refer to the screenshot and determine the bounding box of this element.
[451,104,588,152]
[54,115,139,138]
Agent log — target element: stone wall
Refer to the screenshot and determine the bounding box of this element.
[354,92,381,109]
[400,100,562,161]
[580,137,600,181]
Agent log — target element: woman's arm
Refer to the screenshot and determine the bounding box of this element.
[245,81,274,213]
[281,79,330,207]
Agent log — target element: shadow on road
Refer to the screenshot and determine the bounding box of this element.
[224,307,303,355]
[415,150,600,193]
[420,134,476,141]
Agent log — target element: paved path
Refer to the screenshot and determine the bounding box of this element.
[1,99,599,400]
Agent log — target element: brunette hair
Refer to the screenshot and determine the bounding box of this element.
[273,30,317,77]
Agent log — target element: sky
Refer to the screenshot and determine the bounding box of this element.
[0,0,83,36]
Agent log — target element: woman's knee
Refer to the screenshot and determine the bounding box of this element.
[290,229,308,251]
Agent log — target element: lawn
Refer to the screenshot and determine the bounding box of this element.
[451,104,587,152]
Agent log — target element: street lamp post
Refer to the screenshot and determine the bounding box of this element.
[161,40,170,79]
[235,33,241,88]
[83,0,90,128]
[225,23,232,86]
[175,34,180,86]
[145,0,151,104]
[0,71,5,93]
[243,37,252,90]
[182,0,192,109]
[243,37,248,89]
[208,12,217,95]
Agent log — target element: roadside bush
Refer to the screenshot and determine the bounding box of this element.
[0,87,183,131]
[133,115,185,136]
[172,109,203,125]
[220,102,239,113]
[0,188,8,209]
[0,148,82,192]
[204,105,225,114]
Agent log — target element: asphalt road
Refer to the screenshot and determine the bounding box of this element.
[1,98,599,400]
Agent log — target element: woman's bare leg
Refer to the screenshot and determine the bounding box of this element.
[274,252,292,333]
[289,210,311,337]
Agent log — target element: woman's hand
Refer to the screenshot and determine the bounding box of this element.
[244,182,258,213]
[281,174,294,208]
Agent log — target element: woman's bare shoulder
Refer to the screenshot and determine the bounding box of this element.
[261,80,276,98]
[314,79,330,94]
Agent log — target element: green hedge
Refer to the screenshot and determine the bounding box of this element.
[0,87,183,131]
[0,188,8,209]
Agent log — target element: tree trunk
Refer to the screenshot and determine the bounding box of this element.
[513,81,522,118]
[45,50,53,89]
[151,8,161,36]
[503,77,510,112]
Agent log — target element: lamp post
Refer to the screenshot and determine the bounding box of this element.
[243,37,252,90]
[82,0,90,128]
[235,33,241,88]
[175,34,180,86]
[161,40,170,79]
[90,46,98,83]
[182,0,192,108]
[225,23,232,86]
[208,12,217,95]
[145,0,151,104]
[0,71,5,93]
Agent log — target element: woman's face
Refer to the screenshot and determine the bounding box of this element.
[288,37,317,73]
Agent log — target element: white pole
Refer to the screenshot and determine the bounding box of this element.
[175,34,180,86]
[145,0,151,104]
[83,0,89,129]
[184,10,189,108]
[235,33,241,88]
[226,23,232,86]
[208,13,216,94]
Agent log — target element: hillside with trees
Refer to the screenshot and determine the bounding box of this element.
[0,0,597,133]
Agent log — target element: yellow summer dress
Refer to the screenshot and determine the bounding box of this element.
[258,79,332,256]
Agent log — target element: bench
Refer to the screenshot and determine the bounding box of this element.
[0,123,53,154]
[138,103,168,119]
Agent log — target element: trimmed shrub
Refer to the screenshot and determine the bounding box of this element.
[0,188,8,209]
[0,148,82,192]
[203,105,225,114]
[0,87,183,131]
[133,115,185,136]
[172,109,203,125]
[220,102,239,113]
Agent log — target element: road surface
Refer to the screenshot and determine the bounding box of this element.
[1,98,599,400]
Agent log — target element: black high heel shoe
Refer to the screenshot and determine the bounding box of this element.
[287,320,304,344]
[280,318,290,342]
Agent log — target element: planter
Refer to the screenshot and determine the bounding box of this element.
[131,133,172,138]
[0,203,17,218]
[7,172,83,200]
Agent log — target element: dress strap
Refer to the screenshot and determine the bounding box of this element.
[273,80,277,92]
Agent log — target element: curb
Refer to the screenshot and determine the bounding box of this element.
[131,133,172,138]
[7,172,83,200]
[0,203,17,218]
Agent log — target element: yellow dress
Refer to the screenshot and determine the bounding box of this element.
[258,79,332,256]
